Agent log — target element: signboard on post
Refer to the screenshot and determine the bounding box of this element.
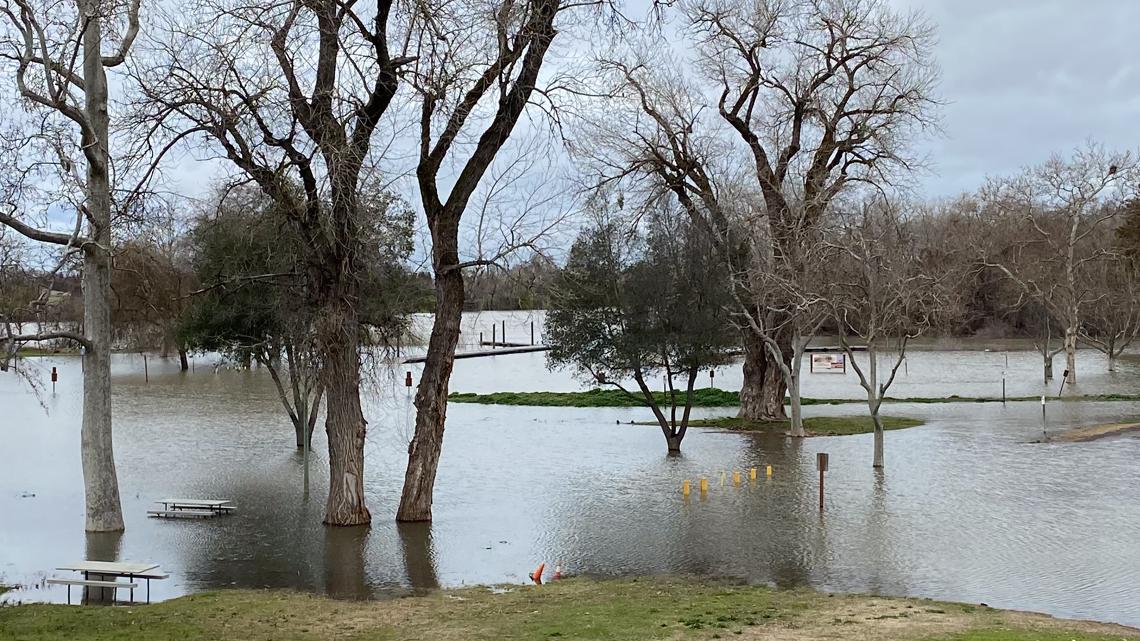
[810,353,846,373]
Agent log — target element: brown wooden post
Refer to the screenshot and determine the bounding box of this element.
[816,452,829,512]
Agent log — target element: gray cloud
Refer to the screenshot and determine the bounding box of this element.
[900,0,1140,196]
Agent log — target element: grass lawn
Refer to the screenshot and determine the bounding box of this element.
[1,578,1135,641]
[684,415,924,436]
[448,388,1140,408]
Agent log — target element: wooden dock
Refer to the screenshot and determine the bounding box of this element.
[401,344,551,364]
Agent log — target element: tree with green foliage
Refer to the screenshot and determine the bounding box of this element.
[546,206,736,453]
[180,186,414,462]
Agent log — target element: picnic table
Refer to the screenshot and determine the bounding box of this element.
[51,561,168,604]
[149,498,236,518]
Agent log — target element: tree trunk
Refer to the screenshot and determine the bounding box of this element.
[739,330,788,421]
[1043,354,1053,381]
[79,5,123,533]
[788,338,806,438]
[317,300,370,526]
[178,348,189,372]
[1064,327,1077,384]
[788,383,804,438]
[397,267,463,522]
[665,435,683,453]
[872,414,885,468]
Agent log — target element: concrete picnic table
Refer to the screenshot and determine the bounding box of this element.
[53,561,168,603]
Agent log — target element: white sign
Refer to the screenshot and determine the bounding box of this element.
[810,353,846,373]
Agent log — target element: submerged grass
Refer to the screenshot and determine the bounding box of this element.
[685,415,924,436]
[448,388,1140,408]
[1,578,1134,641]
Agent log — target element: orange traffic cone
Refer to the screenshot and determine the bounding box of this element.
[528,562,545,585]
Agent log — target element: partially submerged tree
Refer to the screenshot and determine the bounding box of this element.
[1078,246,1140,373]
[584,0,939,422]
[138,0,414,525]
[0,0,146,532]
[546,206,736,453]
[397,0,604,521]
[829,197,945,468]
[979,144,1139,385]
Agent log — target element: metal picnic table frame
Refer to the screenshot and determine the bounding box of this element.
[156,498,236,515]
[54,561,167,604]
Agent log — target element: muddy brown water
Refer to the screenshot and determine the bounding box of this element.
[2,312,1139,626]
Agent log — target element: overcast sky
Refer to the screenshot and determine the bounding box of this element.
[898,0,1140,197]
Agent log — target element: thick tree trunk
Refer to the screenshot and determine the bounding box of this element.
[80,6,123,533]
[317,300,370,526]
[397,267,463,522]
[665,435,683,453]
[82,247,124,532]
[739,330,788,421]
[1043,354,1053,381]
[178,348,189,372]
[1108,352,1117,372]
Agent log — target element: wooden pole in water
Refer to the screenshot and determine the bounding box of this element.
[143,354,149,383]
[531,322,535,346]
[491,324,496,348]
[819,468,824,512]
[502,320,506,344]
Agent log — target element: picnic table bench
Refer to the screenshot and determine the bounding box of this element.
[54,561,167,604]
[149,498,236,518]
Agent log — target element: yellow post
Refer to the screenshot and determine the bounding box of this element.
[732,470,741,485]
[719,471,727,486]
[766,465,773,478]
[699,477,709,493]
[682,480,691,496]
[749,467,757,481]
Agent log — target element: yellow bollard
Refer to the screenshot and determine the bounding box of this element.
[749,467,757,481]
[732,470,741,485]
[699,477,709,493]
[766,465,773,478]
[682,480,691,497]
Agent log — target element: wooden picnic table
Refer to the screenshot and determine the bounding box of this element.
[54,561,167,604]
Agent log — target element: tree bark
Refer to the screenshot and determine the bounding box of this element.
[80,2,124,532]
[178,348,189,372]
[317,298,370,526]
[1043,354,1053,381]
[397,267,463,522]
[739,330,788,421]
[872,415,885,468]
[1064,326,1078,384]
[788,337,806,438]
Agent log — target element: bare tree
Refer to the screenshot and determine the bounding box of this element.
[0,0,146,531]
[829,196,944,468]
[1078,246,1140,372]
[135,0,414,525]
[979,144,1139,385]
[582,0,938,422]
[396,0,603,521]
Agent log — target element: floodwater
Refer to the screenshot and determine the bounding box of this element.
[2,311,1139,627]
